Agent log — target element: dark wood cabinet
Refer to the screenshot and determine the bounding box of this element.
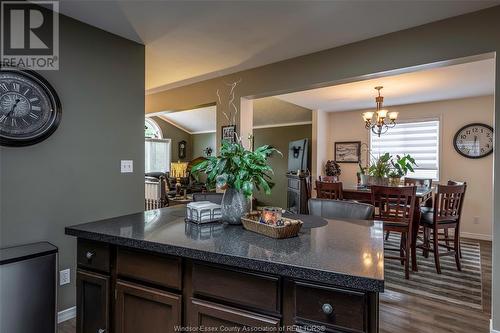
[115,280,181,333]
[189,298,280,331]
[75,240,378,333]
[286,173,311,214]
[76,269,110,333]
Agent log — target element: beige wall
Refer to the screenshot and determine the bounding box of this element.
[327,96,494,238]
[146,7,500,327]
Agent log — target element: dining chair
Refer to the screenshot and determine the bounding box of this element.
[417,183,466,274]
[308,198,374,220]
[316,181,344,200]
[371,185,417,279]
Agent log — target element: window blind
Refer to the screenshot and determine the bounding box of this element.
[370,120,440,180]
[145,138,171,173]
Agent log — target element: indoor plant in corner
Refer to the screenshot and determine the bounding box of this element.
[191,139,281,224]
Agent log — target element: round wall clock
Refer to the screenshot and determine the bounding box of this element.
[453,123,493,159]
[0,68,61,147]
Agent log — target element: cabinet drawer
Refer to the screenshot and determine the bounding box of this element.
[115,280,181,333]
[189,298,280,331]
[117,248,182,290]
[192,263,280,314]
[77,239,110,273]
[294,281,367,333]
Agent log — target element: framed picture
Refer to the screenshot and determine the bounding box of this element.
[221,125,237,143]
[335,141,361,163]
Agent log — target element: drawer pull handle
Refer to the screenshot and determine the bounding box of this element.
[97,329,106,333]
[86,251,95,260]
[322,303,334,315]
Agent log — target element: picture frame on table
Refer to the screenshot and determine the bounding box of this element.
[221,125,237,143]
[334,141,361,163]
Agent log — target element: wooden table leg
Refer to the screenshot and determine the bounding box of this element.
[411,201,421,272]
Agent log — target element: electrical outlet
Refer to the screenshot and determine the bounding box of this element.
[60,269,70,286]
[473,216,480,225]
[121,160,133,173]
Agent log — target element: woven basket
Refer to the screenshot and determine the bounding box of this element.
[241,213,303,239]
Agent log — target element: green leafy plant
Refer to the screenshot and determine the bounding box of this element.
[388,154,417,178]
[191,140,282,198]
[368,152,392,178]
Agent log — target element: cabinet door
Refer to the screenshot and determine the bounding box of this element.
[115,280,181,333]
[76,270,109,333]
[189,298,280,331]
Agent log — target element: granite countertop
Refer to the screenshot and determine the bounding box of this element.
[65,206,384,292]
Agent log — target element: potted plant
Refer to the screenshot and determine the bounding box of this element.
[191,139,281,224]
[387,154,417,186]
[368,152,392,185]
[325,160,341,181]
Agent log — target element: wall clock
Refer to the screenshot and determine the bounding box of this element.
[0,68,62,147]
[453,123,493,159]
[178,140,187,159]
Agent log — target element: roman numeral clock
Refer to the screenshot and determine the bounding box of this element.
[0,68,61,146]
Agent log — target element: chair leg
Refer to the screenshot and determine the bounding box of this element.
[405,231,411,279]
[433,227,441,274]
[444,228,450,248]
[454,227,462,271]
[423,227,429,258]
[400,233,405,266]
[385,231,390,241]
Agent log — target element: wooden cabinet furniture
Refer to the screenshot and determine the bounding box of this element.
[74,239,379,333]
[76,270,109,333]
[286,173,311,214]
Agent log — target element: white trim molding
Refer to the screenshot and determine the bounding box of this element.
[253,121,312,129]
[491,319,500,333]
[461,232,492,241]
[58,306,76,323]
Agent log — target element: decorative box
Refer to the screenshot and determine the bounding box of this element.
[185,201,222,224]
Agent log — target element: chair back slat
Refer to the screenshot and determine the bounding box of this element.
[371,186,417,225]
[434,184,466,222]
[316,181,343,200]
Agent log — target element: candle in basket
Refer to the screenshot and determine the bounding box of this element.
[260,207,282,225]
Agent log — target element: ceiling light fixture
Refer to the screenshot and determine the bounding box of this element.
[362,86,398,137]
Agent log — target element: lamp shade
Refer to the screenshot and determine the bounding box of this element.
[171,161,188,178]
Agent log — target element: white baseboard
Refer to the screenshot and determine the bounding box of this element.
[58,306,76,324]
[491,319,500,333]
[461,232,492,241]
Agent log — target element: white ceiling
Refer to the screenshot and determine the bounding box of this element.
[275,58,495,112]
[154,105,216,134]
[55,0,499,92]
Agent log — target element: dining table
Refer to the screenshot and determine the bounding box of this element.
[342,184,434,272]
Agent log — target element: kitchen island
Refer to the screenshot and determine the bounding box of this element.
[66,206,384,333]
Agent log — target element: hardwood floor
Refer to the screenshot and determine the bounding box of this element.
[58,240,492,333]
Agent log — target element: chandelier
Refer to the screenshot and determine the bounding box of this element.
[362,86,398,137]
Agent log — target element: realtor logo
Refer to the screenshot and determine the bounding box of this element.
[1,1,59,70]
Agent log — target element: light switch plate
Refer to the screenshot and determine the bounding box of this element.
[121,160,133,173]
[60,269,70,286]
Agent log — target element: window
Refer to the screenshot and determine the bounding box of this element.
[145,117,162,139]
[370,119,440,180]
[145,118,171,173]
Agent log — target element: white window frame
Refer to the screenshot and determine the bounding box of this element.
[369,117,441,181]
[145,117,163,139]
[145,138,172,173]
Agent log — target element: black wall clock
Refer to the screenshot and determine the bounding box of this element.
[453,123,493,159]
[178,140,187,159]
[0,68,62,147]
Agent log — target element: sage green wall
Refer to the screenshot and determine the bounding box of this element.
[253,97,311,127]
[152,116,192,162]
[192,133,216,158]
[0,14,145,311]
[147,7,500,327]
[253,124,312,208]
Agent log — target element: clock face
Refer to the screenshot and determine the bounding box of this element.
[0,69,61,146]
[453,123,493,159]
